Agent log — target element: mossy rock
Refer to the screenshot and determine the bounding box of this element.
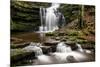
[58,32,65,36]
[65,30,78,36]
[77,36,86,40]
[11,42,30,49]
[45,32,55,36]
[66,40,76,44]
[68,36,77,41]
[11,49,26,57]
[76,39,88,44]
[11,49,36,66]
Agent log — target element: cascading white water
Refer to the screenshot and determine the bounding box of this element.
[76,43,84,52]
[31,42,92,64]
[45,3,60,32]
[39,3,65,33]
[39,8,43,34]
[76,43,92,54]
[33,46,43,56]
[23,42,43,56]
[56,42,72,53]
[39,8,47,33]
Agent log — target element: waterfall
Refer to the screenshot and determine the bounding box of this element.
[56,42,72,53]
[39,3,65,33]
[39,8,47,32]
[39,7,43,33]
[45,3,60,32]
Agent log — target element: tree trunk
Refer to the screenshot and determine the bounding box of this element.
[78,5,84,29]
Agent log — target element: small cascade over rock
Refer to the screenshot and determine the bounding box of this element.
[56,42,72,53]
[76,43,92,54]
[23,42,43,56]
[76,43,84,52]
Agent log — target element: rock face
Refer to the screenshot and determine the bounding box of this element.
[11,1,39,31]
[11,1,51,32]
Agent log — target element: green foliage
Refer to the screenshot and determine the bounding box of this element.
[60,4,81,22]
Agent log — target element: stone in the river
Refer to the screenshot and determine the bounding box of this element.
[11,42,30,49]
[44,39,60,46]
[84,49,92,54]
[66,55,77,63]
[11,49,36,65]
[29,42,36,46]
[11,37,24,44]
[22,45,43,56]
[61,38,67,42]
[29,42,42,47]
[58,32,65,36]
[55,37,61,40]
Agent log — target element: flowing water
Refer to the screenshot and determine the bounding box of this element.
[12,40,94,65]
[31,42,93,65]
[23,42,43,56]
[76,43,84,52]
[56,42,72,53]
[39,3,65,33]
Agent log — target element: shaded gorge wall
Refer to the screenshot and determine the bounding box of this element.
[11,1,51,32]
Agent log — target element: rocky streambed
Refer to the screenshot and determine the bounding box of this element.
[11,41,95,66]
[11,31,95,66]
